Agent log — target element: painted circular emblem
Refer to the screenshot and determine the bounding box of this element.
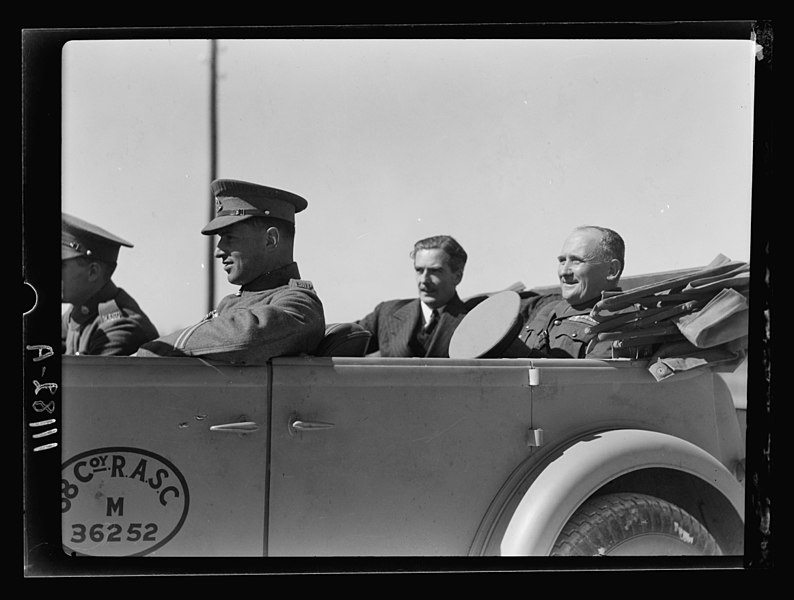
[61,447,190,557]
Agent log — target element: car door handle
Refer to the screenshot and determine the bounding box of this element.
[209,421,259,433]
[288,414,335,436]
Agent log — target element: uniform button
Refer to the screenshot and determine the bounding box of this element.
[553,320,561,326]
[571,332,577,338]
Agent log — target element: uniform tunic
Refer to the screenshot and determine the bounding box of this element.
[518,290,562,328]
[61,281,159,356]
[136,262,325,364]
[519,297,613,359]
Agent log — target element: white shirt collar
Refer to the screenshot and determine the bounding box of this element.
[420,301,443,325]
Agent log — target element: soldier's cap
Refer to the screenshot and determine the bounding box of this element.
[202,179,308,235]
[62,213,133,264]
[449,291,532,359]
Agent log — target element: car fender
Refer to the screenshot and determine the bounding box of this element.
[499,428,745,556]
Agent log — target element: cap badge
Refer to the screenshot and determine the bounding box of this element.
[65,240,92,256]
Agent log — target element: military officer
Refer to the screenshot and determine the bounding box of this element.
[61,213,159,356]
[136,179,325,364]
[520,225,626,359]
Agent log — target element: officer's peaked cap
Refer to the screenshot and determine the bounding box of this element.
[202,179,308,235]
[62,213,133,264]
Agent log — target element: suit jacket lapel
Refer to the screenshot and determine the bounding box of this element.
[386,300,422,357]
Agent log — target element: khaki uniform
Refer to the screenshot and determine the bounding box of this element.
[518,290,562,326]
[61,281,159,356]
[520,297,614,359]
[137,262,325,364]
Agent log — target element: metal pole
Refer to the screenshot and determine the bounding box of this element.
[207,39,218,313]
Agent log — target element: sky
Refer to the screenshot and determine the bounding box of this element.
[60,37,757,335]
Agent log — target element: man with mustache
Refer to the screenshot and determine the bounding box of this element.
[519,225,625,359]
[136,178,325,364]
[356,235,472,357]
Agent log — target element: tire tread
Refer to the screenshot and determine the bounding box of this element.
[552,492,722,556]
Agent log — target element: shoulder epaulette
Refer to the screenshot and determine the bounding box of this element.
[289,278,315,291]
[98,298,124,322]
[568,314,599,326]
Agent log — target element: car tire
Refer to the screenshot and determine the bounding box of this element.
[551,492,723,556]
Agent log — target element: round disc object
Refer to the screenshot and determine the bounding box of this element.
[449,291,522,359]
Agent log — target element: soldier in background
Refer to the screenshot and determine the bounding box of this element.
[136,179,325,364]
[61,213,159,356]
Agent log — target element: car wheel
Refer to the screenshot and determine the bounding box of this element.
[551,492,723,556]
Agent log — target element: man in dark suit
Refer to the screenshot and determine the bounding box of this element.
[357,235,473,357]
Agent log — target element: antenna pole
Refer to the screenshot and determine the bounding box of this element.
[207,39,218,313]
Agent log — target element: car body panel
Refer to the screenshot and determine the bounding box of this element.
[60,353,746,557]
[267,357,538,556]
[61,356,270,557]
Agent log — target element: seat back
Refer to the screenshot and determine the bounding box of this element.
[314,322,372,357]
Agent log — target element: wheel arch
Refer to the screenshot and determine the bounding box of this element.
[480,429,745,556]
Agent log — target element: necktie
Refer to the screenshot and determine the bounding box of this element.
[425,309,438,333]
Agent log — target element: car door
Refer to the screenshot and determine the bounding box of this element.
[267,356,537,556]
[61,355,270,557]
